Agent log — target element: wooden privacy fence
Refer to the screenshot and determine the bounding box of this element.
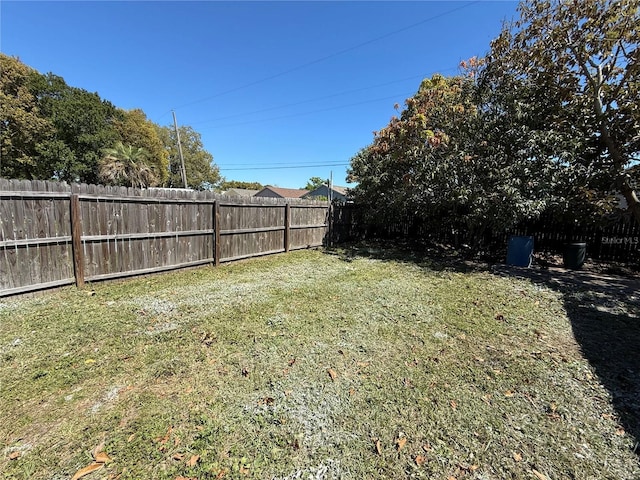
[0,179,329,297]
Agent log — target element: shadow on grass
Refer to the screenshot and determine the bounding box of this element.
[492,264,640,456]
[325,241,640,456]
[323,240,490,273]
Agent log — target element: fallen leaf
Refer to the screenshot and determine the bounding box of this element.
[615,427,626,436]
[216,469,227,478]
[327,368,337,381]
[71,462,104,480]
[92,436,105,458]
[127,433,136,442]
[157,426,173,444]
[356,361,370,368]
[239,465,250,475]
[450,400,457,410]
[375,439,383,455]
[187,454,200,467]
[8,451,20,460]
[531,469,547,480]
[422,444,432,452]
[172,453,185,461]
[415,455,426,466]
[94,451,111,463]
[513,452,522,462]
[504,390,514,397]
[349,388,355,396]
[396,437,407,451]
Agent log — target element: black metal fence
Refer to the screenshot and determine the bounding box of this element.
[331,204,640,265]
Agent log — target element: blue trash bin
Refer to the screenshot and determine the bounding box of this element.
[506,236,534,267]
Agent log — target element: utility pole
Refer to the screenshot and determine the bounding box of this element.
[172,110,188,189]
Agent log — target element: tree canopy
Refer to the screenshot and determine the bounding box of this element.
[481,0,639,223]
[113,109,169,185]
[98,141,158,188]
[0,54,218,189]
[349,71,556,238]
[0,55,54,179]
[349,0,639,233]
[219,180,264,191]
[156,125,220,190]
[303,176,326,190]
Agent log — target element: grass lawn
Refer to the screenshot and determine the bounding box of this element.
[1,247,638,479]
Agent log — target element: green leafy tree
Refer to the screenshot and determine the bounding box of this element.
[98,141,158,188]
[303,176,326,190]
[157,125,220,190]
[30,72,122,183]
[114,109,169,185]
[481,0,640,223]
[348,72,555,240]
[219,180,263,191]
[0,54,54,179]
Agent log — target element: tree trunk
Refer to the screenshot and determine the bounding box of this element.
[616,175,640,225]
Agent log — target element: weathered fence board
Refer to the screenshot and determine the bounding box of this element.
[290,205,329,250]
[0,179,75,295]
[1,180,328,297]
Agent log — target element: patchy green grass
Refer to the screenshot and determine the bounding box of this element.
[0,248,637,479]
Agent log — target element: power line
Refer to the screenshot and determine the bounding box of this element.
[198,91,415,131]
[170,2,478,111]
[218,160,342,167]
[189,70,455,126]
[220,163,350,171]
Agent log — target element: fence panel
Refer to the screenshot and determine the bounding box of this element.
[219,200,286,262]
[290,204,329,250]
[1,180,330,297]
[73,184,216,282]
[0,179,74,295]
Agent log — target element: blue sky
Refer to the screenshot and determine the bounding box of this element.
[1,1,519,189]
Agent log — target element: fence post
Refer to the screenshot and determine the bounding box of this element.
[70,193,85,287]
[214,200,220,266]
[327,202,333,247]
[284,203,291,252]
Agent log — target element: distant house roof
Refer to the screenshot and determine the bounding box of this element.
[332,185,348,196]
[224,188,259,197]
[303,185,349,201]
[255,186,309,198]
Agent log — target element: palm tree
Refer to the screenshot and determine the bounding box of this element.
[98,142,158,188]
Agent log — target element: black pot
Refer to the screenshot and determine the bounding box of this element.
[563,242,586,269]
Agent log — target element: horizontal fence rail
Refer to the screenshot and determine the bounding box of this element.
[0,179,329,297]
